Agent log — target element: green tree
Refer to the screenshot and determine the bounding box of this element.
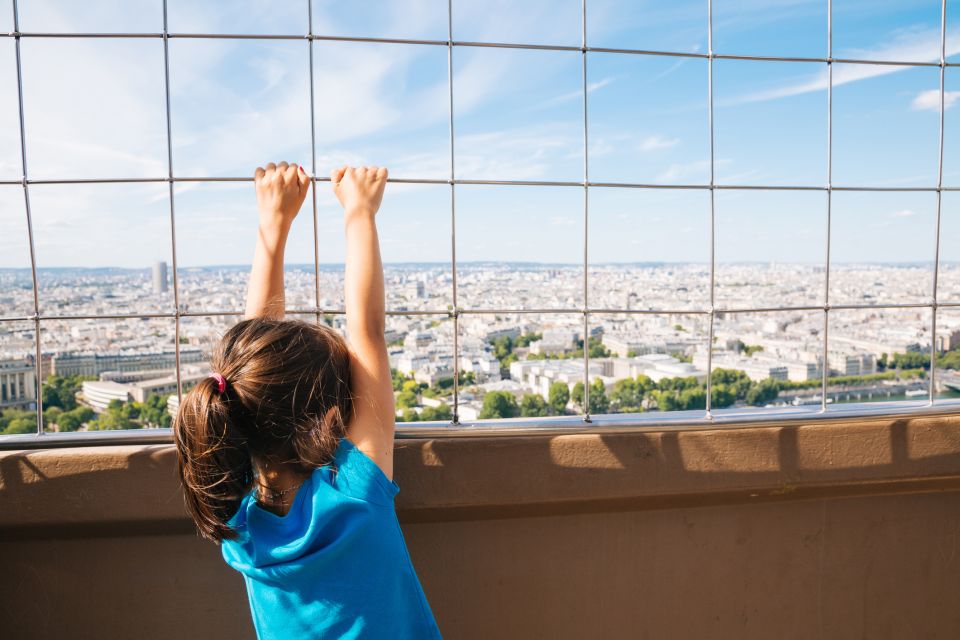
[609,375,654,413]
[711,368,753,400]
[401,408,420,422]
[91,400,140,430]
[652,389,678,412]
[571,382,584,409]
[56,411,82,432]
[4,416,36,434]
[589,378,609,414]
[652,385,705,411]
[746,378,781,406]
[420,403,453,421]
[391,368,409,392]
[479,391,519,419]
[519,393,548,417]
[710,383,736,409]
[56,406,95,432]
[2,409,38,434]
[570,380,609,414]
[43,406,63,430]
[140,394,171,428]
[742,344,764,357]
[396,380,420,409]
[515,333,542,348]
[890,351,930,370]
[678,386,706,410]
[40,374,92,411]
[940,350,960,370]
[548,381,570,415]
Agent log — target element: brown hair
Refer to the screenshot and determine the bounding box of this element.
[172,317,353,543]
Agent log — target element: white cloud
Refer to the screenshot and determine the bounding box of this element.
[911,90,960,111]
[657,159,710,182]
[640,135,680,152]
[891,209,915,218]
[530,77,615,111]
[727,26,960,107]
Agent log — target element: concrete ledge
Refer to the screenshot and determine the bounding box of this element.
[2,413,960,536]
[4,415,960,639]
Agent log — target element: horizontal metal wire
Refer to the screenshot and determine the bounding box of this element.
[1,30,955,69]
[5,3,957,443]
[5,398,960,451]
[7,176,960,192]
[1,300,952,326]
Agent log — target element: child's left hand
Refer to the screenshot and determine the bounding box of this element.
[254,161,311,231]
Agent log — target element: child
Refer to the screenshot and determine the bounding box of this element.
[172,161,443,639]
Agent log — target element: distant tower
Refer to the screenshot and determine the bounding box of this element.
[152,261,168,294]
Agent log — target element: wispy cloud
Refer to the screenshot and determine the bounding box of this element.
[891,209,916,218]
[725,26,960,107]
[657,159,718,182]
[640,135,680,152]
[531,77,615,111]
[912,89,960,111]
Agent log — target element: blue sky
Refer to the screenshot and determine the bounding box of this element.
[2,0,960,269]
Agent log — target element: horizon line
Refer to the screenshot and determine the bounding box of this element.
[0,260,952,271]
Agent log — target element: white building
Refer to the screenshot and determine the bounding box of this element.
[0,358,36,410]
[608,354,708,383]
[81,370,205,412]
[51,348,204,378]
[530,329,578,356]
[828,352,877,377]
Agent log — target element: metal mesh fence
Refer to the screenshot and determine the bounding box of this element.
[2,0,958,440]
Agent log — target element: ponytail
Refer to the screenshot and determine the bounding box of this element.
[172,317,353,543]
[174,374,252,542]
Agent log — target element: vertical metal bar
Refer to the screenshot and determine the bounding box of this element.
[705,0,716,417]
[821,0,833,412]
[161,0,183,406]
[448,0,459,425]
[11,0,44,435]
[307,0,321,327]
[930,0,947,403]
[581,0,591,422]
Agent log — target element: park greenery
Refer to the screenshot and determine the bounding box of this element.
[471,362,934,419]
[1,373,174,435]
[489,333,541,376]
[3,342,955,436]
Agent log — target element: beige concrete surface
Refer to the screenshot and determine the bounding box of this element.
[2,415,960,638]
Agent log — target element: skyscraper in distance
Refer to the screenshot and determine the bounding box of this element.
[153,261,168,294]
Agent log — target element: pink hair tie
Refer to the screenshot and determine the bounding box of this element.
[209,372,227,394]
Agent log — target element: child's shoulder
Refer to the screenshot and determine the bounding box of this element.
[328,436,400,507]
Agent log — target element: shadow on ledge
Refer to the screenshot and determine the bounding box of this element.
[2,413,960,638]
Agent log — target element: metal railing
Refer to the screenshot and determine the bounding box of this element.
[2,0,958,446]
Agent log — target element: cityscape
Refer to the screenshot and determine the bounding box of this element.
[4,259,960,435]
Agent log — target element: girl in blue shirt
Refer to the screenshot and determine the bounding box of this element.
[173,161,442,639]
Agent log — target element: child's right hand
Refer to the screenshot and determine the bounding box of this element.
[254,161,310,232]
[331,165,388,219]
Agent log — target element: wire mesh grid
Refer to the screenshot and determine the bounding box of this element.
[2,0,957,439]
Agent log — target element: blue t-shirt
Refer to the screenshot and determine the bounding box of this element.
[221,437,443,639]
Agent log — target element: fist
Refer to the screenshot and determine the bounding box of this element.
[254,161,310,229]
[331,165,388,219]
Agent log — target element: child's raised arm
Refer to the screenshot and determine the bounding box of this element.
[245,161,310,320]
[331,165,395,480]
